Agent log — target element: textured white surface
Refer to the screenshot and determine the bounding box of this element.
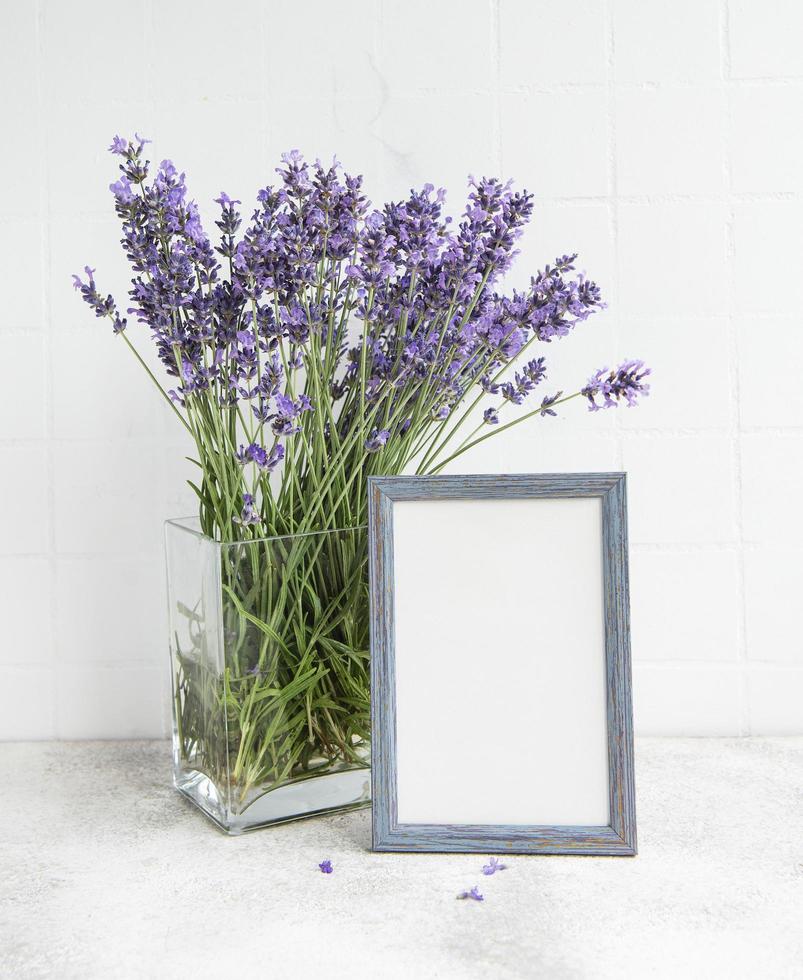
[1,0,803,736]
[0,738,801,979]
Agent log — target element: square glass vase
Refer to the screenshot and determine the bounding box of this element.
[165,518,371,834]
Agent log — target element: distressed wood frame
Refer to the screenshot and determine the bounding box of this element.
[368,473,637,856]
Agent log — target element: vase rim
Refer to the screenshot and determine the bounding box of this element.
[165,515,368,546]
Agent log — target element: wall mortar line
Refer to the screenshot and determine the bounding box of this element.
[720,0,750,735]
[33,0,58,738]
[603,3,622,473]
[491,0,502,175]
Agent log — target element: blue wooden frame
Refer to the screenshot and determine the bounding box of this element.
[368,473,637,856]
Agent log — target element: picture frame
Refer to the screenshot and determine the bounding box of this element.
[368,473,637,856]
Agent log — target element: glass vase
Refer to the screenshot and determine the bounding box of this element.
[165,518,371,834]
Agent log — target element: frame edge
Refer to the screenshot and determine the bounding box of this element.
[369,472,638,856]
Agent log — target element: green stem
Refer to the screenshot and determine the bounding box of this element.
[430,391,583,473]
[119,331,193,436]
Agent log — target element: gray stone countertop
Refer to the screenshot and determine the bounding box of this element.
[1,738,801,979]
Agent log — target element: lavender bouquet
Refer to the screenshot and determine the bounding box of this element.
[75,135,649,830]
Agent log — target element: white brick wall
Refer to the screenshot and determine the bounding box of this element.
[1,0,801,738]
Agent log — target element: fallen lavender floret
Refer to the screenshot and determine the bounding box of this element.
[481,857,508,876]
[457,886,484,901]
[318,860,333,874]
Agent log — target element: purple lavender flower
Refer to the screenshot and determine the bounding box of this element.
[236,493,260,526]
[88,140,614,420]
[522,357,546,385]
[364,428,390,453]
[582,360,651,411]
[72,266,127,333]
[264,444,285,471]
[347,210,397,288]
[481,857,508,876]
[457,886,484,901]
[109,177,135,204]
[497,357,545,406]
[539,390,563,417]
[236,443,285,472]
[500,381,525,405]
[74,135,649,546]
[107,133,152,186]
[318,860,333,874]
[382,183,448,273]
[215,192,243,260]
[271,393,313,436]
[215,192,241,207]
